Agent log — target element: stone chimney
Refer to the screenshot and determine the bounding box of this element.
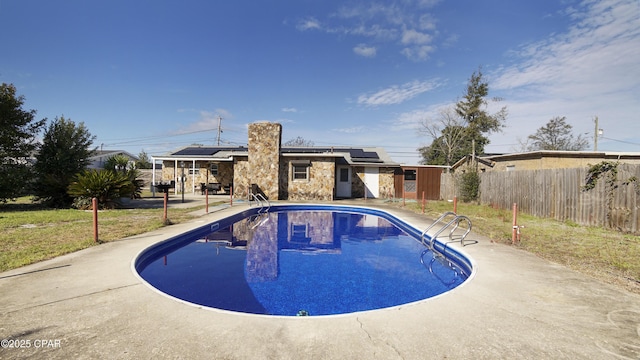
[248,122,282,200]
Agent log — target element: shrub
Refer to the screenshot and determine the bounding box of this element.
[460,171,480,202]
[68,169,131,209]
[123,169,144,199]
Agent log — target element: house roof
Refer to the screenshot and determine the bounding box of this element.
[90,150,139,161]
[152,145,399,167]
[450,150,640,171]
[171,147,246,157]
[484,150,640,162]
[450,154,495,171]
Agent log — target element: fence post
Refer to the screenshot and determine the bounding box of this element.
[205,188,209,214]
[163,192,168,223]
[453,196,458,214]
[402,186,406,207]
[421,191,425,214]
[92,197,98,243]
[512,203,518,244]
[230,185,233,206]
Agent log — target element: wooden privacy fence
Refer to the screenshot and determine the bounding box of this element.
[441,164,640,233]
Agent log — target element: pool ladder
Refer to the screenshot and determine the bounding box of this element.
[249,193,271,214]
[248,193,271,229]
[421,211,476,256]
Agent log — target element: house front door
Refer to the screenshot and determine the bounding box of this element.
[336,166,352,198]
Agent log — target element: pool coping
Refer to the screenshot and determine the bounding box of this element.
[132,203,476,318]
[1,200,639,359]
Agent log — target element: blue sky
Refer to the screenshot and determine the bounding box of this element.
[1,0,638,164]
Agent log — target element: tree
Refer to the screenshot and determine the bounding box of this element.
[0,83,46,202]
[418,107,467,166]
[136,150,152,169]
[284,136,314,147]
[419,67,507,165]
[454,67,507,155]
[527,116,589,151]
[33,116,96,207]
[455,68,506,135]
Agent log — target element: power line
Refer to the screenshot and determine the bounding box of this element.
[600,136,640,147]
[101,128,218,147]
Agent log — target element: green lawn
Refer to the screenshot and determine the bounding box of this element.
[0,197,213,272]
[399,200,640,295]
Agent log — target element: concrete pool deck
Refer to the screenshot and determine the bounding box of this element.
[1,198,639,359]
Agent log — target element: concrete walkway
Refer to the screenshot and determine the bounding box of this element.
[1,200,639,359]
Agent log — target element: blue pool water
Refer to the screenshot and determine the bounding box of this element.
[135,205,472,316]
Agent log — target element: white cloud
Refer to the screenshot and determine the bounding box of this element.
[174,109,232,134]
[297,17,321,31]
[418,13,437,30]
[489,0,640,152]
[353,44,377,57]
[401,45,435,61]
[494,0,639,95]
[401,29,431,45]
[442,33,459,48]
[332,126,366,134]
[358,79,440,106]
[281,107,298,113]
[296,1,440,61]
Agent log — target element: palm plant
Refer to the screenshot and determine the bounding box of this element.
[103,154,132,172]
[123,169,144,199]
[68,169,131,209]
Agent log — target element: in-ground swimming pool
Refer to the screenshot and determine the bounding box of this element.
[134,205,473,316]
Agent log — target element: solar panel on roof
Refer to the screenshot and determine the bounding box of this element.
[348,149,379,159]
[172,148,218,156]
[280,147,382,161]
[281,147,331,154]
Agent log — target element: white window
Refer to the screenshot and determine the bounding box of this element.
[291,161,310,181]
[210,164,219,176]
[189,168,200,175]
[506,165,515,172]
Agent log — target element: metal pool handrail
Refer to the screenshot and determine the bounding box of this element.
[249,193,271,214]
[422,212,475,255]
[421,211,457,247]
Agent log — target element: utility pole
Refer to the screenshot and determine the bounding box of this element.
[593,116,599,152]
[216,115,223,146]
[472,138,477,172]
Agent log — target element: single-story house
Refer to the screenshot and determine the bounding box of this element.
[88,150,139,169]
[451,150,640,173]
[152,122,410,201]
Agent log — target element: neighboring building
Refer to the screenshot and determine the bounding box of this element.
[451,150,640,173]
[151,122,403,201]
[88,150,139,169]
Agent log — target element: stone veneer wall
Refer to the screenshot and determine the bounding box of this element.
[161,164,175,184]
[351,166,394,199]
[378,167,396,199]
[279,158,335,201]
[248,122,281,200]
[232,158,249,199]
[352,167,366,198]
